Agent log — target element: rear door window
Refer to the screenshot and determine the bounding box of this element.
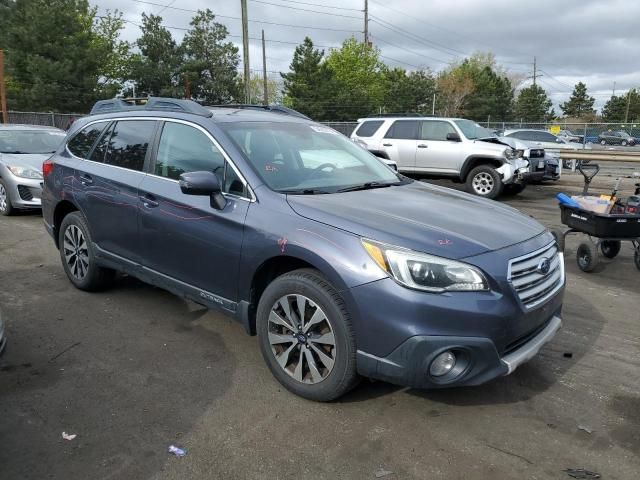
[384,120,419,140]
[103,120,157,172]
[354,120,384,137]
[67,122,109,158]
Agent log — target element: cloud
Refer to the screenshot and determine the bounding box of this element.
[96,0,640,111]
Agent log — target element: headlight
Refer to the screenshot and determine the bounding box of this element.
[362,239,489,293]
[7,165,43,179]
[504,149,523,160]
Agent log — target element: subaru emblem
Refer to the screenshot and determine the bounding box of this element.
[536,258,551,275]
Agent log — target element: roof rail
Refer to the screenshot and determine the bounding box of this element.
[366,112,425,118]
[90,97,213,117]
[208,104,311,120]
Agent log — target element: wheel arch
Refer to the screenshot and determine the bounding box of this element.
[52,200,80,248]
[460,156,504,181]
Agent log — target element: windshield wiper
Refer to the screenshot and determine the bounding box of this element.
[280,188,331,195]
[337,181,394,193]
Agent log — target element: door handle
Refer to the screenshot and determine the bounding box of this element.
[139,193,159,208]
[79,174,93,186]
[417,144,428,148]
[382,143,393,147]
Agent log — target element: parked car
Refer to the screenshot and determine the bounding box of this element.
[43,98,565,401]
[351,117,530,199]
[496,136,560,183]
[556,129,584,143]
[597,130,636,146]
[0,125,66,215]
[503,129,588,169]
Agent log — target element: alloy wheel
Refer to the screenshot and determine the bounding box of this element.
[63,225,90,280]
[472,172,494,195]
[0,184,7,213]
[267,294,336,384]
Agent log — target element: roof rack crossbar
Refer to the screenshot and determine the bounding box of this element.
[207,104,310,120]
[90,97,213,117]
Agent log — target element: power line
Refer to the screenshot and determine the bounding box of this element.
[371,35,450,66]
[264,0,362,12]
[248,0,362,19]
[155,0,176,14]
[131,0,360,33]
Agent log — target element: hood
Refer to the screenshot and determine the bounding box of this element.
[286,181,545,259]
[0,153,50,172]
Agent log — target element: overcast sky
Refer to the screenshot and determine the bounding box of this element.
[96,0,640,112]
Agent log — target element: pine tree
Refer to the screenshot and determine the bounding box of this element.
[514,84,553,122]
[560,82,595,118]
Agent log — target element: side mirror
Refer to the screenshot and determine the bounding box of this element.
[179,171,226,210]
[446,132,461,142]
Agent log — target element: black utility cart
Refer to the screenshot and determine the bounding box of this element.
[553,163,640,273]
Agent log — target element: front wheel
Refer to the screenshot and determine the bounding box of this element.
[600,139,607,145]
[465,165,503,199]
[0,180,14,216]
[256,269,358,401]
[58,212,115,291]
[621,140,628,147]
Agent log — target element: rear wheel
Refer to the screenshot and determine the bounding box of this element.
[256,269,358,401]
[0,180,14,216]
[600,139,607,145]
[600,240,621,259]
[465,165,503,200]
[58,212,115,291]
[621,140,628,147]
[576,242,599,272]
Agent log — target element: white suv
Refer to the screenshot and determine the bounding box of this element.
[351,117,530,199]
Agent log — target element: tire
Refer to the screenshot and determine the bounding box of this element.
[576,242,599,272]
[465,165,503,199]
[256,268,358,402]
[600,139,607,145]
[600,240,621,259]
[0,179,14,216]
[503,183,526,195]
[622,140,628,147]
[58,211,115,291]
[550,228,565,253]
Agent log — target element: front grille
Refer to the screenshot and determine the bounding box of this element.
[508,242,564,309]
[529,149,544,158]
[17,185,33,201]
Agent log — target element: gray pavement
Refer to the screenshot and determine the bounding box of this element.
[1,180,639,480]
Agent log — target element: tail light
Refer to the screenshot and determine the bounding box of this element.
[43,158,55,178]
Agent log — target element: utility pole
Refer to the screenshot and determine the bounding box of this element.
[624,89,632,124]
[241,0,251,103]
[432,93,436,115]
[527,57,543,87]
[0,50,8,124]
[261,30,268,105]
[364,0,369,45]
[612,81,616,97]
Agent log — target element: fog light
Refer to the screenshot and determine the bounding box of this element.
[429,351,456,377]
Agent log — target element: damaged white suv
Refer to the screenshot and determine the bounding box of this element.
[351,116,530,199]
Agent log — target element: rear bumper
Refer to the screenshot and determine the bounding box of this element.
[356,314,562,389]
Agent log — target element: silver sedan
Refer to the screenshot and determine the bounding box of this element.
[0,125,66,215]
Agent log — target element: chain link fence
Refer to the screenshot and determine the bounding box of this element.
[480,122,640,147]
[5,111,83,130]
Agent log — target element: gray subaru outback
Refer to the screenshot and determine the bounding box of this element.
[42,98,564,401]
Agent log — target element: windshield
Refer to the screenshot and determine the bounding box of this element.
[221,122,403,193]
[453,119,494,140]
[0,130,66,154]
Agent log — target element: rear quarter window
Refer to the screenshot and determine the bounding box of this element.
[67,122,109,158]
[354,120,384,137]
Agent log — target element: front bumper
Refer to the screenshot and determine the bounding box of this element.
[349,234,565,389]
[3,173,43,209]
